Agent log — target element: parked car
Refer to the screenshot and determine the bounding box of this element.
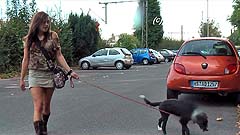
[170,49,179,56]
[159,49,175,62]
[79,47,133,70]
[166,37,240,103]
[149,49,165,63]
[130,48,156,65]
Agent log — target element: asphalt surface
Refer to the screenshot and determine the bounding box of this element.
[0,63,238,135]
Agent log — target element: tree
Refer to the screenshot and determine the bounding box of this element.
[229,0,240,29]
[134,0,164,49]
[159,37,183,50]
[47,7,74,66]
[228,0,240,45]
[58,23,74,65]
[68,13,100,61]
[0,0,37,73]
[229,29,240,45]
[115,33,138,50]
[199,19,222,37]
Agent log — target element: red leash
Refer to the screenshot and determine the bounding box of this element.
[79,80,172,115]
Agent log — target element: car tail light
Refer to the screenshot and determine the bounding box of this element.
[224,64,237,74]
[124,55,131,59]
[174,63,186,74]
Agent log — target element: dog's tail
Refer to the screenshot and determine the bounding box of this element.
[139,95,161,107]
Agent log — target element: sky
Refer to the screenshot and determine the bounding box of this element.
[0,0,234,40]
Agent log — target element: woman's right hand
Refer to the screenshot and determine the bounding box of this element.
[20,79,26,91]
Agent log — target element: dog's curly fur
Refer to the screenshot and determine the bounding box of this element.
[139,95,208,135]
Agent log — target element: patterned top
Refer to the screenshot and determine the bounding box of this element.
[26,32,61,71]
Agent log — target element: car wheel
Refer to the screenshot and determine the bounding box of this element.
[142,59,149,65]
[125,65,131,69]
[81,61,90,70]
[167,89,179,99]
[165,58,169,63]
[115,61,124,70]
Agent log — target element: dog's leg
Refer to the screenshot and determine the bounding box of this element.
[179,118,190,135]
[160,112,169,135]
[158,117,163,131]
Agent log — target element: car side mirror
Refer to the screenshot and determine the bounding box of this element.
[92,54,96,57]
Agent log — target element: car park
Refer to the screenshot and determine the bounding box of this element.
[166,37,240,103]
[149,49,165,63]
[130,48,156,65]
[79,47,133,70]
[159,49,175,62]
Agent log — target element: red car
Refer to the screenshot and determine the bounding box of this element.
[166,37,240,103]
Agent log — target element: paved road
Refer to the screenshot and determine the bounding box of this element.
[0,63,238,135]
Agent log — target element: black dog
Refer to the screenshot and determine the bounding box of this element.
[139,95,208,135]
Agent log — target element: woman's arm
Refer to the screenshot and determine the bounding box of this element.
[56,49,71,73]
[20,42,29,91]
[52,32,79,79]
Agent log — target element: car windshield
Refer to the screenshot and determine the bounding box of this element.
[178,39,234,56]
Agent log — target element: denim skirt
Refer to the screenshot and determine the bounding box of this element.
[28,70,54,88]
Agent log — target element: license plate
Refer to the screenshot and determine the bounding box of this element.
[191,81,218,88]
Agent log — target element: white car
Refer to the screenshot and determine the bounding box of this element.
[150,49,165,63]
[79,47,134,70]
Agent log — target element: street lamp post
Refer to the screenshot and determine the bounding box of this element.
[206,0,209,37]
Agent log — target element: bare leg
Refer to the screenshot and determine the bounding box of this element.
[30,87,44,121]
[42,88,54,134]
[42,88,54,115]
[30,87,45,135]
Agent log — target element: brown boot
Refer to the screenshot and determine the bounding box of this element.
[42,113,50,135]
[33,121,44,135]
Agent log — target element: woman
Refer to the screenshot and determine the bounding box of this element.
[19,11,79,135]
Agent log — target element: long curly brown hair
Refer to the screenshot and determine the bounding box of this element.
[23,11,51,48]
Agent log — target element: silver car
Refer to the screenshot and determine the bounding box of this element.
[149,49,165,63]
[79,48,134,70]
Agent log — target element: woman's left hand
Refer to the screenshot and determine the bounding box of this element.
[70,71,79,80]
